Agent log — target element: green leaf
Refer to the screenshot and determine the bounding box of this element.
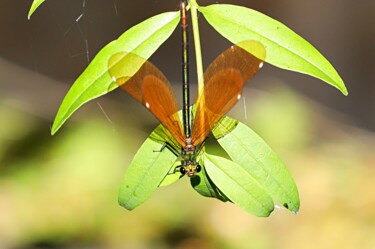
[158,169,182,187]
[118,126,178,210]
[204,153,274,217]
[213,116,300,213]
[51,11,180,135]
[211,116,238,138]
[191,164,229,202]
[198,4,347,95]
[28,0,45,19]
[158,156,183,187]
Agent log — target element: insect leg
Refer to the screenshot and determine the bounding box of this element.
[154,142,183,158]
[153,142,168,153]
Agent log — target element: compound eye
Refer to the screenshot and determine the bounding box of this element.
[196,165,201,173]
[180,167,186,175]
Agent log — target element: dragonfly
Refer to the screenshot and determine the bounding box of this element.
[109,2,264,178]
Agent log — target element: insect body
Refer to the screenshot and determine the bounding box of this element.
[109,42,264,177]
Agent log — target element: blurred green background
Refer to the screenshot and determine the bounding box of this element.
[1,0,374,248]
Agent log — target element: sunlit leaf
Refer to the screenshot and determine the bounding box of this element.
[211,116,238,138]
[158,154,183,188]
[28,0,45,19]
[213,116,300,213]
[52,11,180,135]
[158,170,182,187]
[118,126,178,210]
[198,4,347,95]
[204,153,274,217]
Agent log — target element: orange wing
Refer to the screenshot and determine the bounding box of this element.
[191,45,264,146]
[109,52,186,148]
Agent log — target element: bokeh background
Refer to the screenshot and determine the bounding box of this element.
[1,0,374,248]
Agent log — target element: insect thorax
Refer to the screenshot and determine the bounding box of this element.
[183,137,195,153]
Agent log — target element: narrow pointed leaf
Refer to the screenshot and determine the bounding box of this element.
[199,4,347,95]
[213,116,300,213]
[118,126,177,210]
[51,11,180,134]
[205,153,274,217]
[28,0,45,19]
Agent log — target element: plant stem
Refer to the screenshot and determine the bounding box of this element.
[189,0,204,94]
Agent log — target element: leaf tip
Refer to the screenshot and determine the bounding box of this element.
[118,201,133,211]
[341,86,348,96]
[50,128,57,136]
[335,82,348,96]
[27,8,34,20]
[283,202,300,214]
[28,0,46,20]
[50,119,63,136]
